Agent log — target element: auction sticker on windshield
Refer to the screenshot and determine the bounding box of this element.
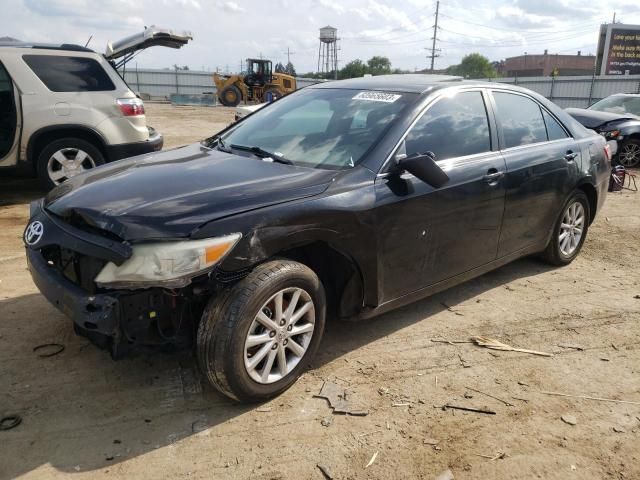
[352,91,401,103]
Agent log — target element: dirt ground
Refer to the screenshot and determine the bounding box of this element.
[1,103,639,480]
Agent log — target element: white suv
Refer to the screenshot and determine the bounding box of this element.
[0,27,191,188]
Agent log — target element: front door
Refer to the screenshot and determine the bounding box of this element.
[0,60,19,167]
[374,89,507,303]
[489,90,578,257]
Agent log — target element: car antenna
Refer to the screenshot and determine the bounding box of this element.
[84,35,93,48]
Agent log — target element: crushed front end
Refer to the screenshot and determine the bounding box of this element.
[24,200,237,358]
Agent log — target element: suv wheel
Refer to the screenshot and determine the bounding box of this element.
[540,190,590,266]
[37,138,105,189]
[197,260,326,402]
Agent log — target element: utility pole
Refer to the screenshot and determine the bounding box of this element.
[284,47,295,64]
[427,0,441,72]
[612,12,616,23]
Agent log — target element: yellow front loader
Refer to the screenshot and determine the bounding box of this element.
[213,59,296,106]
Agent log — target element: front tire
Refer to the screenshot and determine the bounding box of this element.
[219,85,242,107]
[197,260,326,402]
[540,190,590,266]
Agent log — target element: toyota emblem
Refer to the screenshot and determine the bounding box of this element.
[24,221,44,246]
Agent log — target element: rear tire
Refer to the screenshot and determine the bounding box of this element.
[36,137,104,189]
[540,190,590,266]
[219,85,242,107]
[618,139,640,168]
[197,260,326,402]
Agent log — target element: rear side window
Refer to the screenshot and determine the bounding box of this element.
[542,109,569,141]
[404,91,491,161]
[493,92,547,148]
[23,55,115,92]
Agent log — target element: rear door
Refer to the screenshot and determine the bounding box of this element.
[374,89,507,301]
[0,59,20,167]
[105,26,193,67]
[490,90,579,257]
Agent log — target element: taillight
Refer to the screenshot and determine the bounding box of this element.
[604,143,611,162]
[116,98,145,116]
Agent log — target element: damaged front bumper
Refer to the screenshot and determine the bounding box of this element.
[24,202,202,357]
[27,247,120,337]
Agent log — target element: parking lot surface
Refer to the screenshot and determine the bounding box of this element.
[1,104,639,480]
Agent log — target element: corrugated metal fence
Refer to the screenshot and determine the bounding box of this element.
[484,75,640,108]
[121,68,640,108]
[120,68,322,100]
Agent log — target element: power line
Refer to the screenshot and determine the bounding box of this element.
[438,29,597,48]
[438,13,596,34]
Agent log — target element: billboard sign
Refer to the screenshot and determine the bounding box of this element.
[600,24,640,75]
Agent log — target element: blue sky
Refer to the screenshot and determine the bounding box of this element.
[2,0,640,73]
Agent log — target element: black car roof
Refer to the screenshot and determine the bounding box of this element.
[310,74,495,93]
[0,41,94,53]
[310,74,465,93]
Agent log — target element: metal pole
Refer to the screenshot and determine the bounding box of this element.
[135,62,140,92]
[430,0,440,72]
[549,75,555,101]
[175,69,179,94]
[587,73,596,106]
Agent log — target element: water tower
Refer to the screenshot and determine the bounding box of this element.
[317,26,338,79]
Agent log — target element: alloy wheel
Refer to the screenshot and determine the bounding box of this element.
[559,201,585,256]
[619,143,640,167]
[244,287,315,384]
[47,148,96,185]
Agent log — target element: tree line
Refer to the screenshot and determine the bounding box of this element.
[279,53,498,80]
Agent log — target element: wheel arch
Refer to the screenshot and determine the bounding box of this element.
[576,181,598,225]
[27,125,108,166]
[276,241,365,319]
[219,226,369,319]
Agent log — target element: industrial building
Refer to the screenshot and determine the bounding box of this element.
[494,51,595,77]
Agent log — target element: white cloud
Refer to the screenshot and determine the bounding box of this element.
[4,0,640,73]
[221,1,246,14]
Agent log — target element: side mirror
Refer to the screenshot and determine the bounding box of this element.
[396,151,449,188]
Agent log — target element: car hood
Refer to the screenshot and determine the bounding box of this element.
[565,107,640,129]
[44,143,336,241]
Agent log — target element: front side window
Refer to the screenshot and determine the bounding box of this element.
[493,92,547,148]
[404,91,491,161]
[23,55,115,92]
[219,88,417,169]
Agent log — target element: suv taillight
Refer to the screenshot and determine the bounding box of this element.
[604,143,612,162]
[116,98,145,116]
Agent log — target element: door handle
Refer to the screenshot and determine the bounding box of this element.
[564,151,578,162]
[483,169,504,184]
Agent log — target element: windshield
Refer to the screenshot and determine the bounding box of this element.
[589,95,640,116]
[219,88,417,169]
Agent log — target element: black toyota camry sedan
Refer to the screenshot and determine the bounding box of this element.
[24,75,610,402]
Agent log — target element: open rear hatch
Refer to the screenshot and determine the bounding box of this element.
[105,26,192,68]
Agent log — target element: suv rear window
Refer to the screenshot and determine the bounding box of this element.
[23,55,115,92]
